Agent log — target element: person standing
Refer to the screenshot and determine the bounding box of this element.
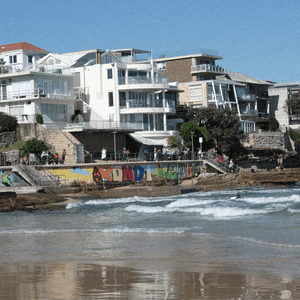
[154,148,157,161]
[101,147,107,161]
[198,148,202,160]
[61,149,66,164]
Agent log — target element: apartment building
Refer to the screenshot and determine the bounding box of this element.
[66,48,182,148]
[155,49,273,133]
[269,81,300,130]
[0,42,76,125]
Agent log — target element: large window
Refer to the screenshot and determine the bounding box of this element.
[41,103,67,122]
[108,92,114,107]
[38,79,55,94]
[155,114,164,131]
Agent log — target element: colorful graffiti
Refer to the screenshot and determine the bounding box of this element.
[48,163,201,184]
[0,169,13,187]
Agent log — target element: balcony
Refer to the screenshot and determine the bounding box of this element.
[240,108,258,116]
[238,94,256,101]
[191,64,228,75]
[0,88,74,102]
[118,76,168,86]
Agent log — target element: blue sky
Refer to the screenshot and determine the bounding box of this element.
[3,0,300,83]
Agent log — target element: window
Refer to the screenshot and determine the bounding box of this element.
[28,55,33,63]
[108,92,114,106]
[104,55,112,64]
[107,69,112,79]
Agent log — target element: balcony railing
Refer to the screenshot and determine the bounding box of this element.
[120,98,175,109]
[239,94,256,101]
[240,108,258,116]
[88,121,143,131]
[191,64,228,74]
[0,88,74,101]
[0,64,75,76]
[118,76,168,86]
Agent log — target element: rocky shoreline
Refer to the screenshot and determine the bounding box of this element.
[1,167,300,212]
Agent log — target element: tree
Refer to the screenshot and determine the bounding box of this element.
[285,93,300,115]
[268,117,279,131]
[0,112,18,133]
[187,106,241,156]
[179,121,213,150]
[22,139,48,157]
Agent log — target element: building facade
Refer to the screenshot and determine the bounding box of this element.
[69,48,182,147]
[155,50,273,133]
[0,42,76,126]
[269,81,300,130]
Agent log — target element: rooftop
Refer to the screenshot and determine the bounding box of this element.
[0,42,49,54]
[217,72,274,85]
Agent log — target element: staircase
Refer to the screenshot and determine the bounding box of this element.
[39,124,81,164]
[202,152,232,174]
[15,165,62,187]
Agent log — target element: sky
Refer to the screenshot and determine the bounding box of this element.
[2,0,300,83]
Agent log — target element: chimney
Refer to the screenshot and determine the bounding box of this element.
[96,50,101,64]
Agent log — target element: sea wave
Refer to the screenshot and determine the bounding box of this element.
[241,194,300,204]
[124,204,269,218]
[66,196,174,209]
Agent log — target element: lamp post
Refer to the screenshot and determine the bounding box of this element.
[191,131,194,160]
[113,131,117,161]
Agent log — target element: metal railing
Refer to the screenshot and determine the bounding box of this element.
[118,76,169,86]
[191,64,228,74]
[0,88,74,101]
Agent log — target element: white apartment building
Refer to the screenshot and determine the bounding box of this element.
[0,42,76,125]
[0,43,182,155]
[67,48,182,146]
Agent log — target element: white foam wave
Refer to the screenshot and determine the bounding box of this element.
[240,194,300,204]
[166,198,215,208]
[231,235,300,248]
[287,208,300,213]
[66,196,173,209]
[102,226,188,234]
[125,204,269,218]
[66,202,84,209]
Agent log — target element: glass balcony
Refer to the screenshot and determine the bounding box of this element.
[120,98,175,109]
[191,64,228,74]
[118,76,168,86]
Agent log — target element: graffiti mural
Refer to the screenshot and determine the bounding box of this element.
[47,163,201,184]
[0,169,13,187]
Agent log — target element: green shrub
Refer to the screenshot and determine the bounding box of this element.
[0,112,18,133]
[22,139,48,157]
[167,135,181,147]
[268,117,279,131]
[36,114,44,124]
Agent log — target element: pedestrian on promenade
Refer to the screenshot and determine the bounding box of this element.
[61,149,66,164]
[101,147,107,161]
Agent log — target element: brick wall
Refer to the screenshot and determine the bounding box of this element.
[162,58,193,82]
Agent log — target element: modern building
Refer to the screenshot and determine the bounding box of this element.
[0,42,76,125]
[64,48,182,152]
[269,81,300,130]
[0,43,182,159]
[155,49,273,133]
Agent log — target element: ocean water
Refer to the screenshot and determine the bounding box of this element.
[1,186,300,299]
